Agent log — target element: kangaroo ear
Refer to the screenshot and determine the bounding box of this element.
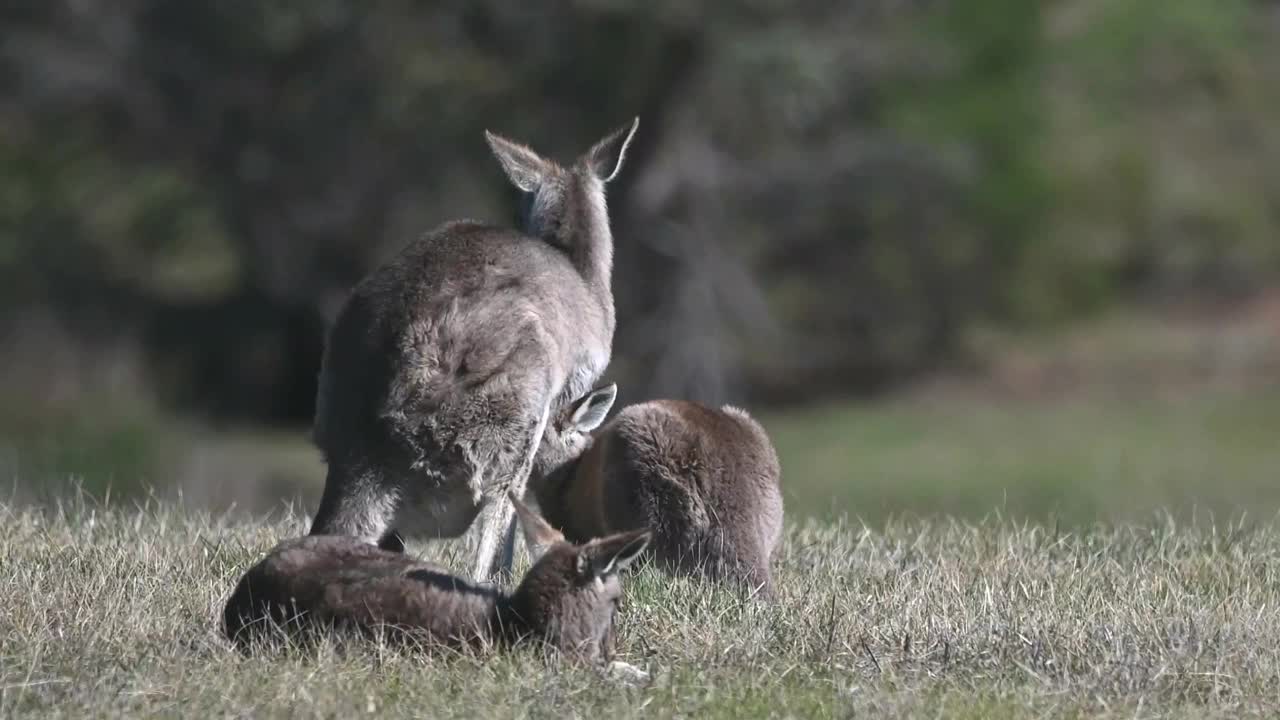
[568,383,617,433]
[576,529,650,579]
[584,117,639,183]
[509,492,564,563]
[485,130,551,193]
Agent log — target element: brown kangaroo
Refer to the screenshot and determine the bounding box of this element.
[530,385,784,597]
[309,120,639,580]
[224,495,650,665]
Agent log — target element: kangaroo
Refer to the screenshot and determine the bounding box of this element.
[530,385,784,597]
[224,494,650,665]
[309,119,639,581]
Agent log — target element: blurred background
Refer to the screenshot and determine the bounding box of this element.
[2,0,1278,525]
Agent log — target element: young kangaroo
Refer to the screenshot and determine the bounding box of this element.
[530,385,784,597]
[310,120,639,580]
[224,495,650,665]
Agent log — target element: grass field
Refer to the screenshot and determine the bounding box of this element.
[766,298,1280,526]
[2,301,1278,717]
[3,498,1280,718]
[765,383,1280,525]
[7,377,1279,529]
[7,298,1279,528]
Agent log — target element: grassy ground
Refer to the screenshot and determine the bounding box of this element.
[7,376,1278,529]
[3,296,1278,528]
[765,297,1280,525]
[765,383,1280,525]
[3,499,1279,718]
[2,299,1276,716]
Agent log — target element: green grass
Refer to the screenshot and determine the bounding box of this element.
[7,380,1277,528]
[763,383,1280,526]
[5,298,1278,529]
[3,499,1280,718]
[758,295,1280,526]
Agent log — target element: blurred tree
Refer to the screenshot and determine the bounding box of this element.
[0,0,1277,424]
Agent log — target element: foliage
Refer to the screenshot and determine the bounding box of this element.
[1,0,1278,420]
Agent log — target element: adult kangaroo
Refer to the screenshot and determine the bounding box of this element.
[310,119,639,580]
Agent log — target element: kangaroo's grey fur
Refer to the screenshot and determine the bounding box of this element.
[530,387,784,597]
[309,119,639,580]
[224,495,650,664]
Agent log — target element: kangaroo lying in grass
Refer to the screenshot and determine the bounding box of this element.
[530,385,784,597]
[223,495,650,666]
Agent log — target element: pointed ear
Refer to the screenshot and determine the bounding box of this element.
[567,383,617,434]
[485,130,551,193]
[584,117,639,183]
[576,529,650,579]
[510,492,564,563]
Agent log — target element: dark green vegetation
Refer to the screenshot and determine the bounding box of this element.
[4,0,1279,423]
[3,499,1279,718]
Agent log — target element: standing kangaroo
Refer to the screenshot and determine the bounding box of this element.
[530,385,785,597]
[310,120,639,580]
[224,495,650,665]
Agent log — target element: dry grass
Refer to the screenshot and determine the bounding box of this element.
[3,496,1278,718]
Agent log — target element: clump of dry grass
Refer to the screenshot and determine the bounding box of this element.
[2,495,1278,718]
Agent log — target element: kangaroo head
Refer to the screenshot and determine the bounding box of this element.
[509,493,649,663]
[484,120,639,254]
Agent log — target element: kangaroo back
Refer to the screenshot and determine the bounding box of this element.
[536,398,783,596]
[222,536,499,649]
[612,402,782,594]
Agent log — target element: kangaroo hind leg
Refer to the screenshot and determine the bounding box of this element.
[468,399,552,581]
[309,464,401,547]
